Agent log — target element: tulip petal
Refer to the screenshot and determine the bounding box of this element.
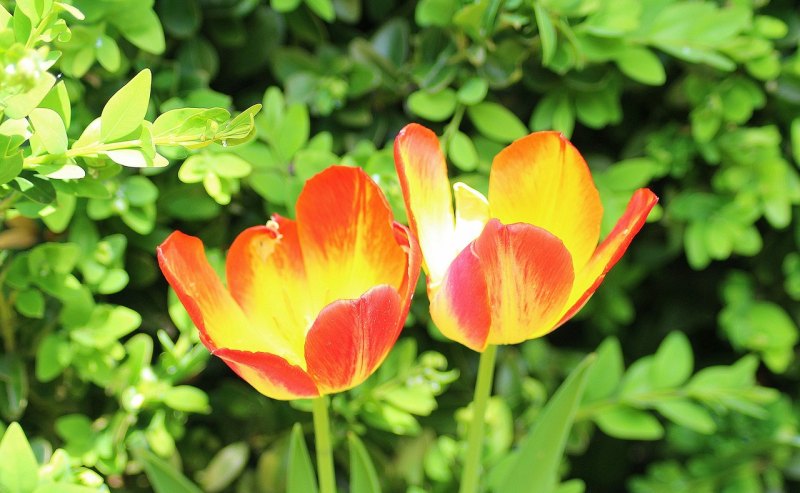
[394,124,456,284]
[477,219,575,344]
[453,182,489,255]
[296,166,407,313]
[557,188,658,326]
[392,222,423,311]
[214,349,320,400]
[488,132,603,272]
[225,219,309,367]
[157,231,271,353]
[305,285,403,393]
[429,243,492,351]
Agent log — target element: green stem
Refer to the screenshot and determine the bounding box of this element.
[459,344,499,493]
[312,396,336,493]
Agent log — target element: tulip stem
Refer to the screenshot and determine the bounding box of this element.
[312,396,337,493]
[459,344,498,493]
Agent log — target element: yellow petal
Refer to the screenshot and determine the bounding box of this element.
[394,124,456,284]
[488,132,602,272]
[453,182,489,255]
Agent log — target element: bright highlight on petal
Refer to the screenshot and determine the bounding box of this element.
[158,166,421,400]
[453,182,489,255]
[394,124,456,284]
[393,124,658,351]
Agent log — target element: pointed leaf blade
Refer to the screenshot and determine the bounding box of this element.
[287,423,319,493]
[349,433,381,493]
[494,354,595,493]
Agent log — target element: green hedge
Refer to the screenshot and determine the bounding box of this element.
[1,0,799,491]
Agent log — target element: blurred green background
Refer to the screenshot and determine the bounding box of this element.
[1,0,799,491]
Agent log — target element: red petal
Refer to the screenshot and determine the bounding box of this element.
[392,221,423,312]
[157,231,256,352]
[305,285,403,393]
[429,243,492,351]
[477,220,575,344]
[557,188,658,326]
[214,349,320,400]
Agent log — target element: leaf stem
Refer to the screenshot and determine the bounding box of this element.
[459,344,498,493]
[312,395,337,493]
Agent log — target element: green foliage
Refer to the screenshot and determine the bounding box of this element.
[1,0,800,492]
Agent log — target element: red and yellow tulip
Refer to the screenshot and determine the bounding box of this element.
[394,124,658,352]
[158,166,421,400]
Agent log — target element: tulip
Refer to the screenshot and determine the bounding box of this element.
[394,124,658,352]
[394,123,657,493]
[157,166,421,401]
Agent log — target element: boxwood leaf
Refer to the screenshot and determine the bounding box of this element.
[100,70,151,143]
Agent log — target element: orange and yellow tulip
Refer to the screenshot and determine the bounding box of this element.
[394,124,658,352]
[158,166,421,400]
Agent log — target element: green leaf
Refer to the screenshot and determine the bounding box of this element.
[272,0,302,13]
[654,399,716,434]
[493,354,595,493]
[10,174,55,204]
[110,6,165,54]
[791,118,800,173]
[35,333,70,382]
[533,3,556,66]
[273,104,309,162]
[95,34,121,72]
[0,422,38,493]
[15,0,53,23]
[14,288,44,318]
[28,108,68,155]
[158,0,201,38]
[196,442,249,493]
[4,72,56,119]
[583,337,623,403]
[615,47,666,86]
[136,448,204,493]
[306,0,335,21]
[163,386,210,414]
[649,332,693,389]
[467,102,528,143]
[0,151,23,185]
[349,433,381,493]
[287,423,318,493]
[39,81,71,128]
[211,153,252,178]
[124,176,158,207]
[595,405,664,440]
[457,78,488,106]
[407,89,457,122]
[100,70,151,142]
[448,130,478,171]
